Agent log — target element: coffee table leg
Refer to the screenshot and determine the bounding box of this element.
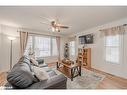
[79,66,81,76]
[57,62,60,69]
[56,62,58,69]
[71,68,73,81]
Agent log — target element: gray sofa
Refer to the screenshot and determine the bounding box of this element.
[6,56,67,89]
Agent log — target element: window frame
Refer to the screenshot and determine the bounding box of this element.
[26,35,58,58]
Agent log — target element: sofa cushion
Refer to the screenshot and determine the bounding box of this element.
[47,70,57,77]
[33,66,50,81]
[39,63,48,67]
[18,56,33,72]
[7,63,38,88]
[42,67,52,72]
[36,58,44,64]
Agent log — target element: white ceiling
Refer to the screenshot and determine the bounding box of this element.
[0,6,127,35]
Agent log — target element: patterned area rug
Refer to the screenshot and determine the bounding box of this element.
[53,68,105,89]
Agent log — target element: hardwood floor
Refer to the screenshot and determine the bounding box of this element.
[0,72,7,87]
[0,65,127,89]
[90,68,127,89]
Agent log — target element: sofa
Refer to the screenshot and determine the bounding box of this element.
[6,56,67,89]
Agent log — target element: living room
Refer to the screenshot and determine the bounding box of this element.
[0,6,127,90]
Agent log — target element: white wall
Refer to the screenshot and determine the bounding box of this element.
[69,18,127,79]
[0,25,20,72]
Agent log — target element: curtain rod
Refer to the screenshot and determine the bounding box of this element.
[17,30,61,37]
[99,24,127,31]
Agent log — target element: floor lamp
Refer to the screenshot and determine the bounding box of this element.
[8,37,16,71]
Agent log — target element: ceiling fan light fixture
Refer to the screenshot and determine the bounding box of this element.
[40,17,69,33]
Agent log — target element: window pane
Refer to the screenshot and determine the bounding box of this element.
[52,38,58,56]
[105,35,120,64]
[105,35,119,46]
[106,47,119,63]
[34,36,51,57]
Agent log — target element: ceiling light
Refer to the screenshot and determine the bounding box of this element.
[8,37,16,40]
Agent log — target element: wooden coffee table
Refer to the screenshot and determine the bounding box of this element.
[56,61,81,81]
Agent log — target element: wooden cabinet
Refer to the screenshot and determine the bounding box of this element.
[77,48,91,69]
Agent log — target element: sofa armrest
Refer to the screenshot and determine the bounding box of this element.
[36,58,44,65]
[28,74,67,89]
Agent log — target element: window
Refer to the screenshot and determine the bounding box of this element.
[34,36,51,57]
[105,35,120,63]
[69,41,75,56]
[25,35,58,57]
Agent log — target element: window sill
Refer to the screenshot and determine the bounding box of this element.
[105,60,119,64]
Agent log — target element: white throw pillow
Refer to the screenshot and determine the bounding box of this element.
[33,66,50,81]
[30,58,39,66]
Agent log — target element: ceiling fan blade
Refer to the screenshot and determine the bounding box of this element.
[58,25,69,28]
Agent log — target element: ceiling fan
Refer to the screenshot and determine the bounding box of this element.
[40,17,69,32]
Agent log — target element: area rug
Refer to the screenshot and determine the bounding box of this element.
[53,67,105,89]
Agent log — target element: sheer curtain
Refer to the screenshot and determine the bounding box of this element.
[56,36,60,61]
[20,31,28,57]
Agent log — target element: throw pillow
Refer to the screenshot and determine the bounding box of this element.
[7,70,36,88]
[33,66,50,81]
[30,58,39,66]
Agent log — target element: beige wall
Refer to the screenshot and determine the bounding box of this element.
[69,18,127,79]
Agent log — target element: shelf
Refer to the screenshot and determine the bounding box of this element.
[77,48,91,69]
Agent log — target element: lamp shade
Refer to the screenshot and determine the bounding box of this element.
[8,37,16,40]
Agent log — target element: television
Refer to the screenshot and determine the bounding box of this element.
[79,34,93,44]
[79,36,85,44]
